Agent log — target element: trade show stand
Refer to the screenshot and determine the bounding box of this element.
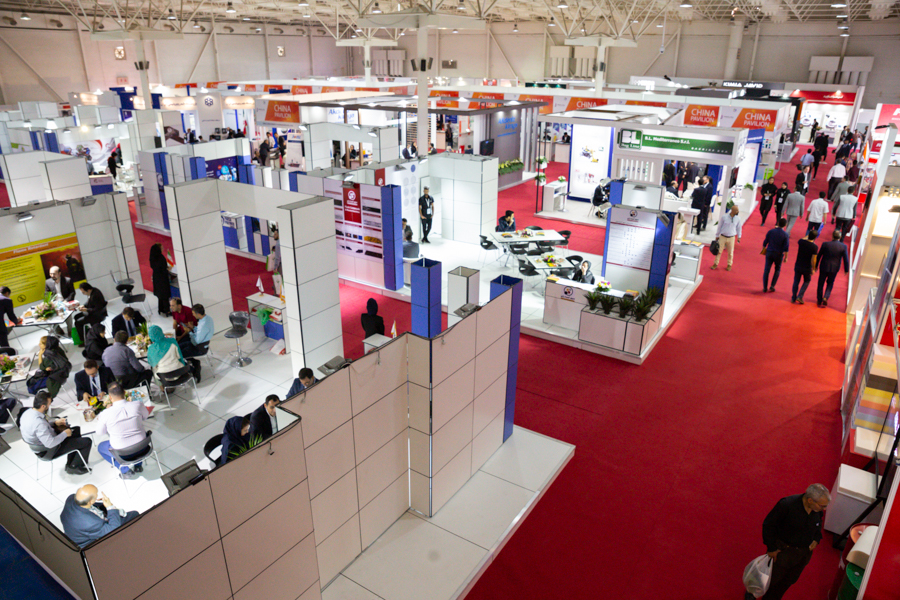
[247,292,285,344]
[428,152,499,244]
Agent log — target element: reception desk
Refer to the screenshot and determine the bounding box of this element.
[544,278,623,330]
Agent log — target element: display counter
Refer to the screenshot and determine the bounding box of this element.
[553,143,571,163]
[544,278,624,330]
[542,181,569,212]
[247,293,285,346]
[671,240,703,282]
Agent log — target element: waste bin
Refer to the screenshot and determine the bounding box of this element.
[837,563,864,600]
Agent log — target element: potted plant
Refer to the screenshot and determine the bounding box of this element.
[584,289,604,312]
[33,292,59,321]
[631,296,654,322]
[0,354,15,375]
[596,278,611,293]
[535,156,548,167]
[644,286,662,304]
[535,172,546,185]
[598,294,618,315]
[558,176,567,183]
[229,434,264,462]
[617,296,634,319]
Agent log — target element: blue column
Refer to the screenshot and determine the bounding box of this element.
[410,259,441,338]
[490,275,523,442]
[288,170,307,192]
[189,157,207,180]
[381,185,403,291]
[648,212,675,296]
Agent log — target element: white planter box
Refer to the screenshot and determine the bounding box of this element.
[624,306,661,355]
[579,308,627,350]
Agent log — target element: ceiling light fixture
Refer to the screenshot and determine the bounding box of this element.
[452,28,458,33]
[243,16,251,20]
[367,129,378,137]
[830,2,847,6]
[679,1,692,6]
[839,31,849,36]
[193,20,200,28]
[167,9,176,19]
[513,22,518,31]
[548,17,555,26]
[20,12,31,20]
[557,0,568,8]
[458,0,465,9]
[837,22,849,29]
[656,23,663,27]
[298,0,309,5]
[372,2,382,13]
[107,123,115,129]
[226,2,236,12]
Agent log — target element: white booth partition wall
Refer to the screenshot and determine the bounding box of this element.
[40,156,93,201]
[427,153,498,244]
[0,195,139,308]
[306,123,399,170]
[0,150,91,206]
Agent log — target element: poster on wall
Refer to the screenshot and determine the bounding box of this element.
[0,234,86,305]
[285,133,304,170]
[58,137,119,170]
[568,125,613,200]
[330,182,384,261]
[206,157,238,181]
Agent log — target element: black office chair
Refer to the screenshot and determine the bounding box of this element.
[203,433,224,466]
[551,265,575,278]
[157,364,198,408]
[478,235,501,264]
[556,230,572,254]
[109,431,161,482]
[517,258,540,288]
[525,225,543,231]
[116,284,150,316]
[0,347,16,356]
[225,312,252,367]
[567,255,584,270]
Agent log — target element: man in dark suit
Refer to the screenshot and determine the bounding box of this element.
[74,282,107,345]
[74,360,116,403]
[60,484,138,548]
[45,266,76,301]
[795,166,810,194]
[0,286,21,348]
[815,230,850,308]
[686,162,700,187]
[691,176,711,234]
[111,307,146,338]
[249,394,280,441]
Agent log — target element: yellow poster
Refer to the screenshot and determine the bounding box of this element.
[0,234,85,306]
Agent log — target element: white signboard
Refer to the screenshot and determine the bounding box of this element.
[569,124,612,200]
[606,207,656,272]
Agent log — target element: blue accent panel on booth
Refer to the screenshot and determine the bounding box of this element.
[411,304,441,338]
[410,259,441,308]
[381,185,403,291]
[245,216,255,254]
[170,284,180,298]
[648,272,667,295]
[503,396,516,441]
[43,132,59,153]
[608,180,624,206]
[655,211,675,238]
[150,93,162,110]
[189,157,207,180]
[705,164,723,196]
[490,274,523,443]
[602,224,612,278]
[29,131,41,150]
[90,184,114,195]
[288,171,307,192]
[650,244,670,273]
[260,234,270,256]
[153,152,171,229]
[223,225,239,249]
[508,324,520,370]
[263,320,285,340]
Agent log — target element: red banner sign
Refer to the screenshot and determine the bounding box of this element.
[872,104,900,153]
[564,97,607,111]
[520,94,553,114]
[374,169,386,187]
[343,185,362,224]
[473,92,505,100]
[789,90,857,106]
[684,104,719,127]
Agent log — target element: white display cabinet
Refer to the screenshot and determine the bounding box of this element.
[623,305,662,355]
[431,152,498,245]
[671,241,702,282]
[447,266,480,327]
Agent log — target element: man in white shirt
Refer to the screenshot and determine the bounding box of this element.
[711,205,743,271]
[806,192,830,236]
[784,187,807,237]
[95,382,150,478]
[827,161,847,200]
[834,185,858,242]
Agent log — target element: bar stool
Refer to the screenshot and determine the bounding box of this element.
[225,312,252,367]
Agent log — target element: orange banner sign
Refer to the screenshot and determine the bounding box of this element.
[473,92,505,100]
[731,108,778,131]
[565,97,608,111]
[520,94,553,114]
[290,85,313,95]
[684,105,720,127]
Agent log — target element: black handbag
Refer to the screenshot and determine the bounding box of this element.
[710,240,720,256]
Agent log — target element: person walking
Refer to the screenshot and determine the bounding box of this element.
[149,243,171,317]
[745,484,830,600]
[826,160,847,200]
[816,230,850,308]
[711,205,742,271]
[795,166,810,195]
[783,186,806,237]
[812,147,824,179]
[799,149,814,170]
[807,120,818,143]
[774,182,790,224]
[762,218,790,293]
[830,177,852,223]
[759,177,777,226]
[791,230,819,304]
[834,185,858,242]
[805,191,829,236]
[418,186,435,243]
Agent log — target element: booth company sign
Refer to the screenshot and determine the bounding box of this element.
[618,129,734,156]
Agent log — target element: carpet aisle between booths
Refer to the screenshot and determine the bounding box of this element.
[124,149,850,600]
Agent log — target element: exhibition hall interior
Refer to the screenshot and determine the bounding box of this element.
[0,0,899,598]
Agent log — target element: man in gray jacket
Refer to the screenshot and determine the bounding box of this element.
[830,176,852,223]
[784,186,806,237]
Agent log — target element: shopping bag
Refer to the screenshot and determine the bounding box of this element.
[743,554,773,598]
[71,327,81,347]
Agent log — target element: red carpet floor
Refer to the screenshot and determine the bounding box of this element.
[128,146,849,599]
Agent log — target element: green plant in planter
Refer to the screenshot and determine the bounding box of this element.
[229,434,264,462]
[584,289,604,311]
[744,183,754,189]
[617,296,634,318]
[631,297,654,322]
[598,294,618,315]
[644,286,662,304]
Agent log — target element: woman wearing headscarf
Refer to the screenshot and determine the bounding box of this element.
[571,260,596,285]
[149,243,172,317]
[146,325,198,381]
[83,323,109,361]
[360,298,385,339]
[40,336,72,399]
[219,414,251,465]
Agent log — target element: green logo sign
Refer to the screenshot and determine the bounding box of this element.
[618,129,734,156]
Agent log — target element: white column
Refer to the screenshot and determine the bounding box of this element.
[416,27,429,156]
[133,39,152,108]
[364,43,373,84]
[723,19,744,80]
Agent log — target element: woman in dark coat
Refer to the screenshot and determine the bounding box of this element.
[360,298,385,339]
[149,243,171,317]
[220,415,251,465]
[571,260,596,285]
[41,336,71,399]
[83,323,109,362]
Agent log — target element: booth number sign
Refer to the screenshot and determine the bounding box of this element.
[618,129,734,156]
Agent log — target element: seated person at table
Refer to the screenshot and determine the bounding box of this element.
[402,231,420,259]
[95,382,150,477]
[571,260,596,285]
[111,307,146,338]
[220,414,251,465]
[401,218,413,241]
[75,360,116,403]
[21,391,92,475]
[169,297,197,343]
[83,323,110,361]
[45,266,76,301]
[40,336,72,400]
[102,331,153,391]
[74,282,108,346]
[287,367,317,397]
[178,304,213,359]
[147,325,200,383]
[497,210,516,232]
[250,394,281,441]
[361,298,385,339]
[60,484,139,547]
